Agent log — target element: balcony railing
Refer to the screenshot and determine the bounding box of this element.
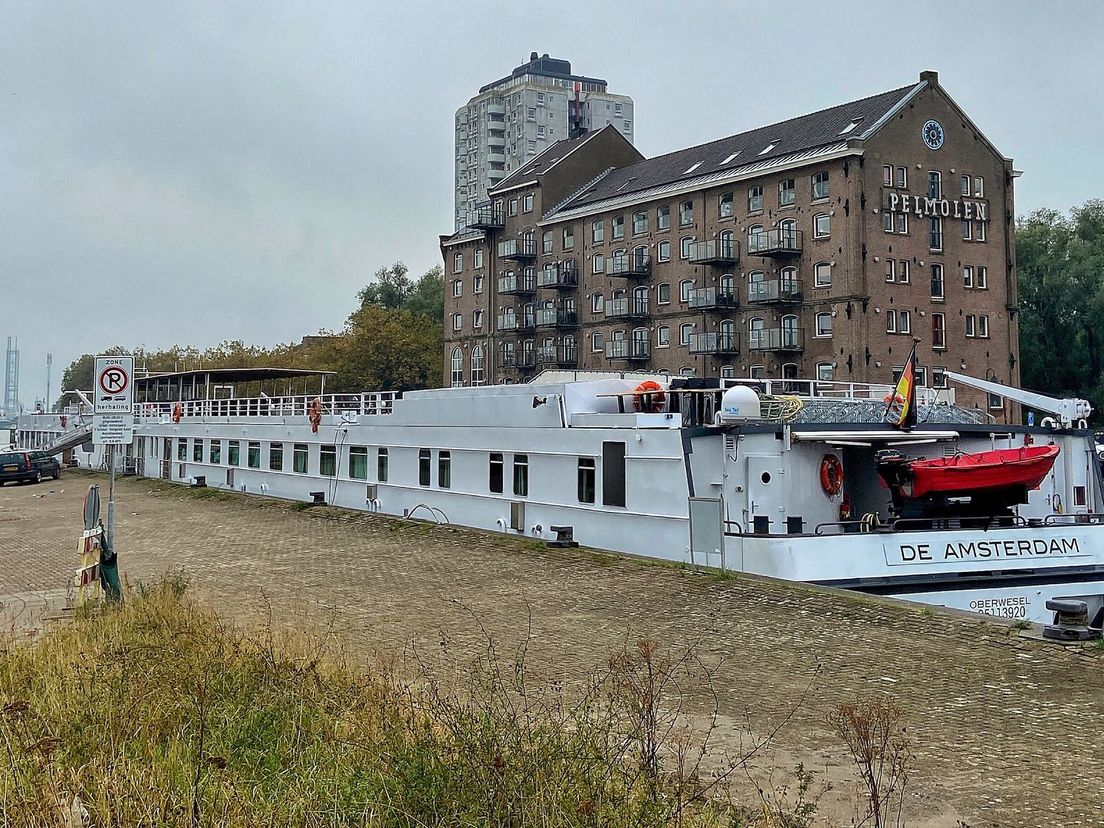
[535,306,579,328]
[500,351,516,368]
[605,338,651,361]
[469,205,505,230]
[518,311,536,332]
[688,287,738,311]
[498,238,537,261]
[498,272,536,295]
[749,327,805,352]
[537,260,579,289]
[608,252,653,278]
[496,313,518,332]
[604,297,650,320]
[688,239,739,265]
[747,228,803,257]
[516,351,536,369]
[537,344,578,367]
[688,332,740,356]
[748,278,803,304]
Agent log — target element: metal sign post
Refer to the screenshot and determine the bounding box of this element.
[93,355,134,554]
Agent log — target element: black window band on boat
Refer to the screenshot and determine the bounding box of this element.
[489,452,504,493]
[578,457,596,504]
[513,454,528,497]
[377,448,388,482]
[419,449,431,487]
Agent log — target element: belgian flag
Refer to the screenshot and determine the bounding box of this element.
[884,342,918,429]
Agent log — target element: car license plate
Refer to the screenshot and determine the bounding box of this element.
[2,465,17,472]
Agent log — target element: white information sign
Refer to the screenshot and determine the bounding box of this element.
[93,414,135,446]
[94,356,134,414]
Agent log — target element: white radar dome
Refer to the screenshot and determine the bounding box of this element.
[719,386,762,423]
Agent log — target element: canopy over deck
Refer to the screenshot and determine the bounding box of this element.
[136,368,335,403]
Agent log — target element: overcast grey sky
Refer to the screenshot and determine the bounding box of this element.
[3,0,1101,405]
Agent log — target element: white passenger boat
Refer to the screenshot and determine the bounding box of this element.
[15,367,1104,628]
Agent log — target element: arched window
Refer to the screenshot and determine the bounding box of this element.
[781,265,798,292]
[450,347,463,387]
[781,314,800,349]
[779,218,797,247]
[471,346,485,386]
[814,261,832,288]
[679,323,694,346]
[679,236,694,259]
[750,364,766,379]
[749,316,765,350]
[719,229,734,258]
[747,224,764,253]
[815,312,833,338]
[782,363,799,379]
[719,273,735,299]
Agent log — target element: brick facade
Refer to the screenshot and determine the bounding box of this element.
[442,72,1019,418]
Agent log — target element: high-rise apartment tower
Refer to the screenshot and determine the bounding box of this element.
[454,53,634,229]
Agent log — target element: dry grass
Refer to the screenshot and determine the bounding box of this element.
[0,577,829,827]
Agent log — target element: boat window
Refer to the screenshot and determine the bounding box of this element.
[293,443,309,474]
[578,457,596,504]
[602,442,626,508]
[193,439,203,462]
[248,441,261,469]
[210,441,221,465]
[419,449,431,486]
[489,452,503,493]
[177,438,187,461]
[377,448,388,482]
[513,454,529,497]
[438,451,451,489]
[349,446,368,480]
[269,443,283,472]
[320,445,337,477]
[228,440,240,466]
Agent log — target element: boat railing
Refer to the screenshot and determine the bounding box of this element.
[133,392,399,420]
[720,377,953,405]
[1043,512,1104,526]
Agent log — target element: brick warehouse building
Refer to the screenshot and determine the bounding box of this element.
[440,71,1019,416]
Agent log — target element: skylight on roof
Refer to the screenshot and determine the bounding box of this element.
[758,141,777,156]
[838,117,864,135]
[616,176,639,192]
[683,162,703,175]
[720,151,741,165]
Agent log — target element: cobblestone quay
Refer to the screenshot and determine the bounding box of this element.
[2,471,1102,826]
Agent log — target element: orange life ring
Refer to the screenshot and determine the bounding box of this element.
[820,454,844,498]
[308,398,323,433]
[631,380,666,413]
[172,403,182,424]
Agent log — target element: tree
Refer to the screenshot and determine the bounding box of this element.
[405,265,444,323]
[335,304,441,392]
[1017,200,1104,412]
[357,262,412,310]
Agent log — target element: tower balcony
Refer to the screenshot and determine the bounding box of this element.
[608,252,653,278]
[748,278,802,304]
[605,338,651,362]
[469,205,505,231]
[688,287,738,311]
[537,260,579,290]
[498,272,536,296]
[604,297,649,321]
[747,229,803,257]
[749,327,805,352]
[689,332,740,356]
[535,306,579,329]
[498,238,537,262]
[688,239,739,265]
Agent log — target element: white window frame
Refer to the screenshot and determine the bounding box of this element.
[592,331,604,352]
[898,310,911,334]
[977,266,987,289]
[812,171,829,200]
[592,220,604,242]
[814,312,833,338]
[779,178,795,206]
[978,314,989,338]
[657,325,670,347]
[813,213,830,238]
[679,323,693,346]
[592,253,605,274]
[657,283,671,305]
[680,236,694,259]
[679,279,694,302]
[930,263,944,300]
[886,310,897,334]
[657,240,671,262]
[452,279,463,297]
[657,205,670,229]
[965,314,976,338]
[963,265,973,289]
[453,252,463,273]
[719,192,734,218]
[932,313,946,350]
[814,261,831,288]
[591,292,604,314]
[816,362,834,381]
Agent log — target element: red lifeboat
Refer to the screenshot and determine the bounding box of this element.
[881,445,1060,500]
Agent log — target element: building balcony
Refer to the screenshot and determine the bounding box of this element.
[749,327,805,352]
[498,272,536,296]
[496,313,518,332]
[689,332,740,356]
[537,260,579,290]
[538,344,578,367]
[604,297,650,321]
[498,238,537,262]
[500,351,517,368]
[487,132,506,147]
[688,287,738,311]
[515,350,536,370]
[747,228,803,257]
[469,205,505,230]
[748,278,802,304]
[518,311,536,332]
[535,306,579,329]
[605,338,651,361]
[608,252,653,278]
[487,152,506,165]
[688,239,739,265]
[486,103,506,117]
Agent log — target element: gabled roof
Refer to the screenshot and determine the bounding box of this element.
[560,81,921,211]
[489,126,618,195]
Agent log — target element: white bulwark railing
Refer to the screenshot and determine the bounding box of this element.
[133,392,399,420]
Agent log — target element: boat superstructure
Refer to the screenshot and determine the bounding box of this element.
[17,368,1104,626]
